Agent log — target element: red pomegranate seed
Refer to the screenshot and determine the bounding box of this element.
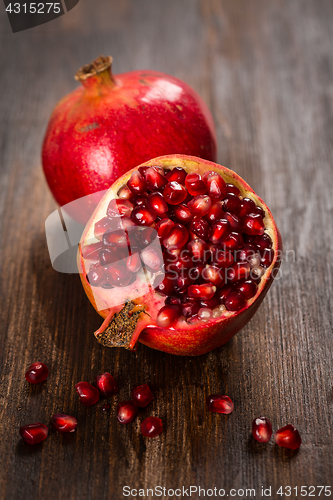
[167,250,192,273]
[188,283,215,300]
[86,266,106,287]
[132,194,148,206]
[217,284,234,303]
[209,245,234,267]
[174,203,194,224]
[145,166,168,190]
[117,401,138,424]
[103,229,128,248]
[190,217,210,240]
[256,206,265,218]
[127,170,147,194]
[138,166,149,176]
[117,185,133,200]
[147,192,168,215]
[163,224,189,250]
[222,232,244,250]
[165,296,182,306]
[226,183,240,196]
[243,213,265,235]
[185,173,207,196]
[156,218,175,238]
[227,262,251,283]
[260,248,275,267]
[205,173,227,200]
[252,416,272,443]
[206,395,234,414]
[141,417,163,437]
[25,362,49,384]
[94,217,121,241]
[121,217,136,230]
[210,219,230,244]
[199,294,220,309]
[223,193,241,214]
[155,273,175,295]
[182,301,200,318]
[82,241,105,260]
[105,264,133,287]
[202,266,224,286]
[174,273,194,292]
[225,291,246,311]
[107,199,133,218]
[126,252,141,273]
[164,181,187,205]
[75,381,100,406]
[132,384,153,407]
[187,238,208,262]
[99,248,123,267]
[131,206,156,226]
[237,279,257,299]
[274,425,302,450]
[165,166,187,184]
[156,304,181,327]
[50,414,77,433]
[254,233,272,250]
[20,423,48,445]
[95,372,118,397]
[205,201,225,224]
[234,243,256,263]
[188,195,212,216]
[224,212,242,232]
[239,197,256,217]
[141,247,162,272]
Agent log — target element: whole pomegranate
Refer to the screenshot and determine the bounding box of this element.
[42,56,216,223]
[78,155,282,356]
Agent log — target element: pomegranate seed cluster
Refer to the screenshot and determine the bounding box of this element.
[83,166,274,327]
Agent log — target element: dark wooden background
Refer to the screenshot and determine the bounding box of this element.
[0,1,332,499]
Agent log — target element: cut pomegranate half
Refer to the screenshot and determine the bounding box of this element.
[78,155,282,356]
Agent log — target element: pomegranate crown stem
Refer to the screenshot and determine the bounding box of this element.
[75,55,115,92]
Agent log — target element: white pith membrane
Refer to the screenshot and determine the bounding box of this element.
[79,158,278,335]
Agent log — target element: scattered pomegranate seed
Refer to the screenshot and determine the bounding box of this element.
[156,304,181,328]
[20,423,48,444]
[206,395,234,414]
[25,362,49,384]
[127,170,147,194]
[252,416,272,443]
[50,414,77,433]
[164,181,187,205]
[132,384,153,407]
[95,372,118,397]
[225,291,246,311]
[117,401,138,424]
[185,173,207,196]
[141,417,163,437]
[274,425,302,450]
[75,381,100,406]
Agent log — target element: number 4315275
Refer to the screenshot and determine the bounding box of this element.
[6,3,61,14]
[277,486,331,496]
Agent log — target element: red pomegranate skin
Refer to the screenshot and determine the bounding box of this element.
[42,57,217,223]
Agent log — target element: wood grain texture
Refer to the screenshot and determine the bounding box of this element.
[0,0,333,499]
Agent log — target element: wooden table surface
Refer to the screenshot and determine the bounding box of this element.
[1,1,332,499]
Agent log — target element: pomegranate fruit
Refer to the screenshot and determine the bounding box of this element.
[20,423,48,445]
[25,362,49,384]
[274,425,302,450]
[42,56,216,223]
[78,155,282,356]
[252,416,272,443]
